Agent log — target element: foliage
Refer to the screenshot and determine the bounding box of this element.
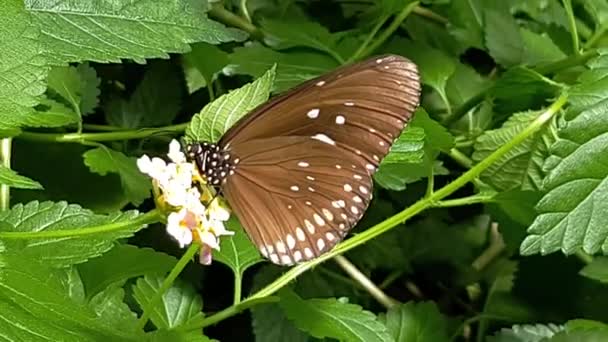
[1,0,608,341]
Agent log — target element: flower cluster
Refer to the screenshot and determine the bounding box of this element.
[137,139,233,264]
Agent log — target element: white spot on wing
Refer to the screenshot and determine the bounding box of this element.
[322,208,334,221]
[307,108,320,119]
[290,185,299,192]
[335,115,345,125]
[344,101,354,106]
[304,248,314,258]
[344,184,353,192]
[351,206,359,214]
[286,234,296,249]
[326,232,336,241]
[280,255,292,265]
[306,176,315,181]
[313,213,325,226]
[316,80,326,86]
[305,219,315,234]
[296,227,306,241]
[276,241,286,254]
[308,187,315,192]
[298,161,309,167]
[311,133,335,145]
[293,250,303,262]
[353,195,362,203]
[317,238,326,251]
[359,185,369,194]
[354,174,363,180]
[270,254,279,264]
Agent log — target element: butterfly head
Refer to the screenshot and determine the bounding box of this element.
[187,142,237,187]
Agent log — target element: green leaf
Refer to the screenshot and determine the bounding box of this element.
[58,266,86,303]
[484,6,524,67]
[375,159,448,191]
[0,1,48,131]
[520,28,566,66]
[30,97,79,127]
[472,110,556,191]
[0,164,42,189]
[26,0,246,64]
[229,44,337,92]
[546,328,608,341]
[447,0,484,49]
[105,62,182,128]
[147,329,214,342]
[580,257,608,284]
[0,254,141,341]
[582,0,608,27]
[446,62,490,108]
[78,244,177,298]
[487,324,563,342]
[47,65,84,115]
[0,201,145,267]
[491,67,562,114]
[133,275,203,330]
[261,19,342,62]
[253,302,310,342]
[83,146,152,206]
[213,217,264,276]
[380,302,451,342]
[279,289,393,342]
[185,64,276,143]
[76,63,101,115]
[569,64,608,112]
[380,127,425,165]
[183,42,229,94]
[411,109,455,152]
[89,284,139,333]
[520,98,608,256]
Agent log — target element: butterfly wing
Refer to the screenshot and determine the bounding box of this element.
[218,55,421,265]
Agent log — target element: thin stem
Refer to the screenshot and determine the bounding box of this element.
[347,15,390,63]
[575,250,594,264]
[412,6,448,25]
[425,165,434,198]
[198,297,279,328]
[360,1,419,57]
[584,24,608,49]
[379,269,405,289]
[246,93,568,303]
[562,0,580,55]
[333,255,398,309]
[137,243,201,330]
[443,89,487,126]
[448,148,473,169]
[240,0,251,23]
[0,210,161,239]
[82,124,127,131]
[17,123,187,143]
[233,274,242,305]
[0,138,11,211]
[433,194,495,208]
[208,3,263,40]
[533,48,598,75]
[471,223,505,271]
[450,314,515,342]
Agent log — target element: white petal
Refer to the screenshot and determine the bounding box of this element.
[209,200,231,221]
[168,139,186,163]
[199,231,220,250]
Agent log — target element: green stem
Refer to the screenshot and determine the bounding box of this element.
[575,250,594,264]
[137,243,201,330]
[433,194,495,208]
[208,3,263,40]
[82,124,127,131]
[347,14,390,63]
[448,148,473,169]
[360,1,419,57]
[450,314,515,342]
[584,24,608,49]
[443,89,487,126]
[333,255,398,309]
[425,164,434,198]
[17,123,187,143]
[198,297,279,328]
[0,210,161,239]
[533,48,598,75]
[233,274,242,305]
[0,138,11,211]
[562,0,579,55]
[412,6,448,25]
[246,93,568,303]
[240,0,251,23]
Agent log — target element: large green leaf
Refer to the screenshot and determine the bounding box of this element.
[0,254,141,341]
[487,324,563,342]
[520,97,608,255]
[0,201,145,267]
[185,64,276,143]
[25,0,246,64]
[279,289,392,342]
[380,302,451,342]
[0,164,42,189]
[132,275,203,330]
[83,146,152,206]
[473,110,555,191]
[78,244,177,298]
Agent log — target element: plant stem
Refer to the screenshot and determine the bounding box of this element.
[443,90,487,126]
[575,250,594,264]
[412,6,448,24]
[533,48,598,75]
[240,0,251,23]
[208,3,263,40]
[584,24,608,49]
[360,1,419,57]
[245,93,568,304]
[348,14,390,63]
[471,223,505,271]
[0,138,11,211]
[17,123,187,143]
[448,148,473,169]
[333,255,398,309]
[137,243,200,330]
[433,194,494,208]
[198,297,279,328]
[562,0,580,55]
[82,124,127,131]
[0,209,161,239]
[233,274,242,305]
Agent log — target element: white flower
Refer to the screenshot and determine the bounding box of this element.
[137,139,234,265]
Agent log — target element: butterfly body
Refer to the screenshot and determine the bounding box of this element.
[189,55,421,266]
